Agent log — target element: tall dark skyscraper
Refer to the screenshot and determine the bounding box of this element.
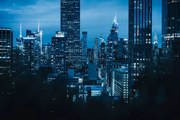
[128,0,152,92]
[0,28,13,76]
[61,0,81,68]
[162,0,180,60]
[51,32,67,74]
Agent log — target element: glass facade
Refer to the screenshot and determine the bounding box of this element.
[51,32,67,74]
[61,0,81,67]
[0,28,13,75]
[162,0,180,59]
[128,0,152,87]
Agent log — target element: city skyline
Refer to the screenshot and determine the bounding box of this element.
[0,0,161,47]
[0,0,179,119]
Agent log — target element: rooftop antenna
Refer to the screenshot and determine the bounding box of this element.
[19,21,22,38]
[38,19,40,32]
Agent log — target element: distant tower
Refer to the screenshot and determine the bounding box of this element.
[106,13,120,87]
[37,20,43,55]
[38,19,40,33]
[94,38,99,65]
[162,0,180,60]
[0,28,13,76]
[51,32,67,74]
[99,34,106,79]
[16,22,23,50]
[154,31,158,48]
[61,0,81,68]
[112,12,119,34]
[19,22,22,38]
[81,31,87,65]
[100,34,106,67]
[129,0,152,95]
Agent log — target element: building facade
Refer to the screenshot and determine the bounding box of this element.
[128,0,152,95]
[81,31,87,65]
[51,32,67,74]
[112,66,129,103]
[94,38,99,65]
[61,0,81,68]
[162,0,180,60]
[106,14,120,87]
[0,28,13,76]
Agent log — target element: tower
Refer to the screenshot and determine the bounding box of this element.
[106,13,120,87]
[0,28,13,76]
[162,0,180,60]
[37,20,43,55]
[61,0,81,68]
[51,32,67,74]
[94,38,99,65]
[128,0,152,95]
[81,31,87,65]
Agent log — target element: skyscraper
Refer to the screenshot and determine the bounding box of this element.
[99,35,106,79]
[61,0,81,68]
[106,13,120,87]
[0,28,13,76]
[81,31,87,65]
[22,35,36,71]
[128,0,152,93]
[100,34,106,67]
[162,0,180,60]
[94,38,99,65]
[51,32,67,74]
[16,22,42,71]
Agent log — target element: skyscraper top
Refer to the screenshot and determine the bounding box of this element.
[113,11,118,25]
[112,11,119,33]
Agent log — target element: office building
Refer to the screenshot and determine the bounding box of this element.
[51,32,67,74]
[128,0,152,93]
[94,38,99,65]
[41,44,51,66]
[162,0,180,60]
[16,22,42,71]
[81,31,87,65]
[99,35,106,79]
[61,0,81,68]
[112,66,129,103]
[106,13,121,87]
[0,28,13,76]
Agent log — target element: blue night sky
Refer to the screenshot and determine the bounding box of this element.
[0,0,162,48]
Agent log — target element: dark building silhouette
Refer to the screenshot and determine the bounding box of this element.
[128,0,152,94]
[162,0,180,60]
[61,0,81,68]
[0,28,13,76]
[51,32,67,74]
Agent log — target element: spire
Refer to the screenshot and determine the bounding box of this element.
[154,31,158,45]
[112,11,119,33]
[113,11,118,25]
[19,22,22,38]
[38,19,40,32]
